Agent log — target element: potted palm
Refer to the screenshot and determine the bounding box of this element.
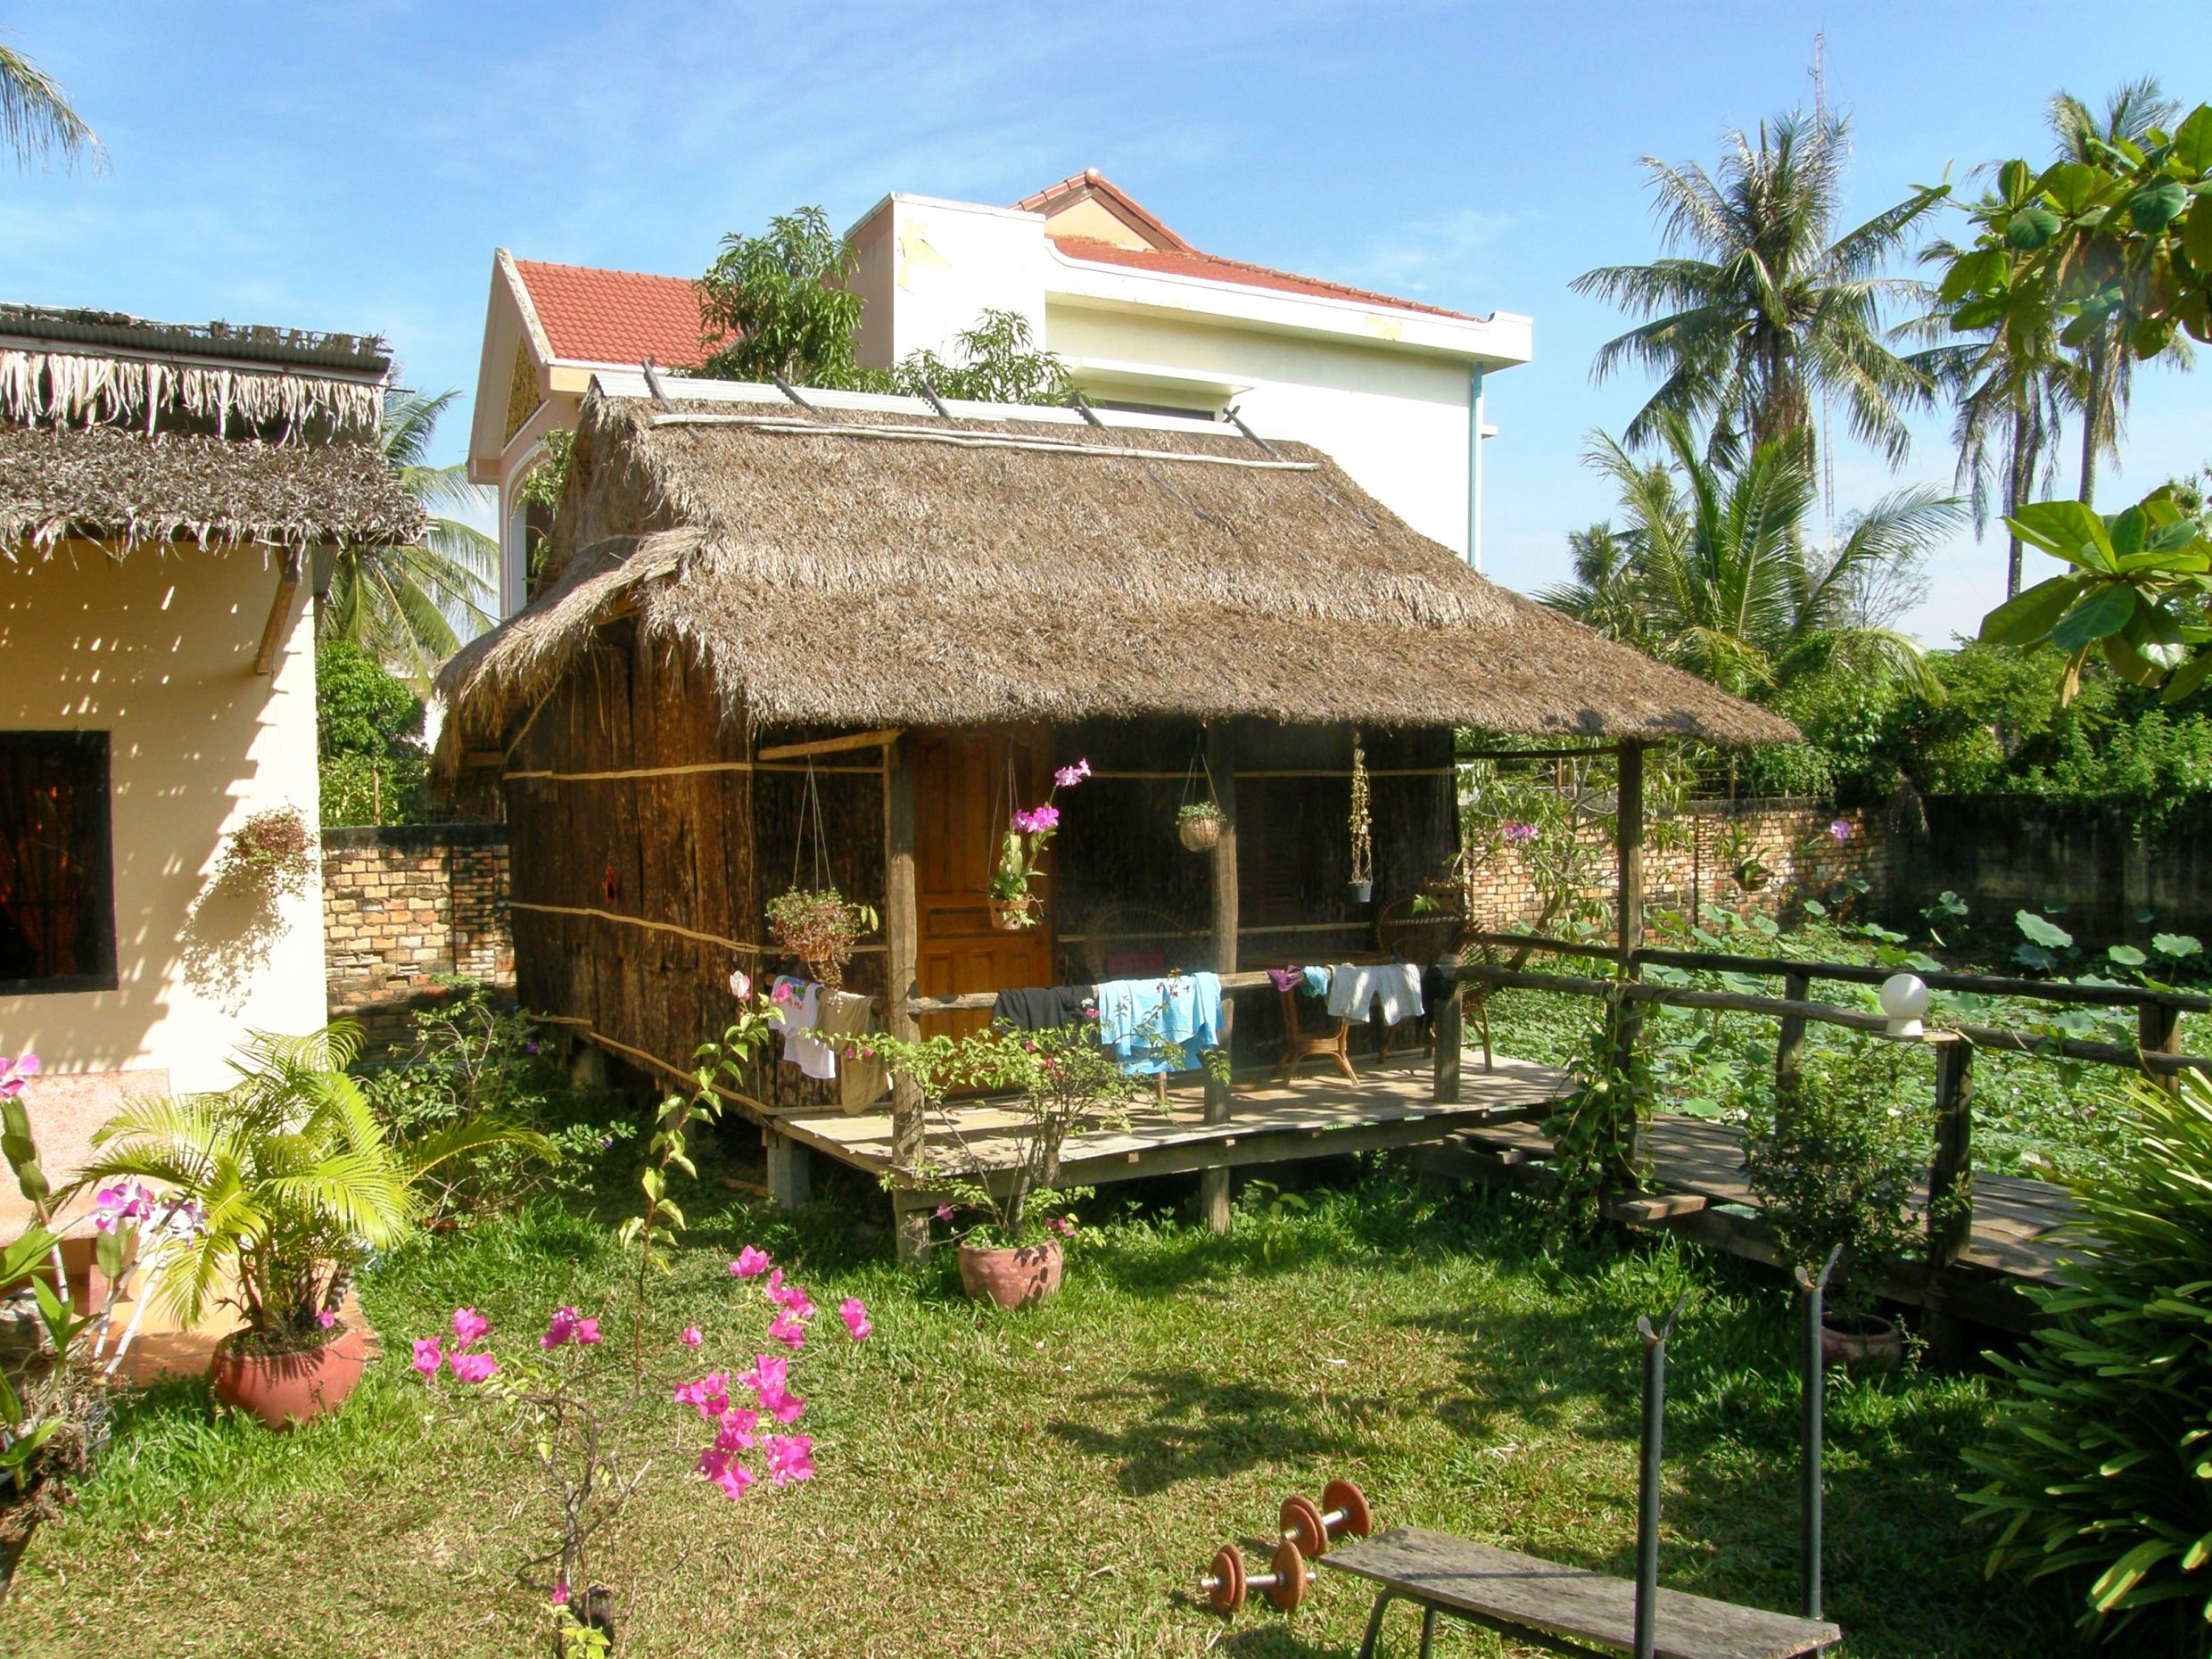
[1740,1044,1922,1365]
[874,1019,1144,1308]
[71,1023,549,1429]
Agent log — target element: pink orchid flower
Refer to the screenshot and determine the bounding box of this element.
[0,1052,38,1100]
[1829,818,1853,844]
[1053,760,1091,788]
[451,1308,490,1345]
[763,1434,814,1486]
[730,1246,772,1278]
[410,1337,443,1378]
[449,1351,499,1384]
[681,1325,704,1349]
[839,1297,872,1341]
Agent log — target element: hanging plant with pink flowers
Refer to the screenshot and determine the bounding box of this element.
[986,759,1088,930]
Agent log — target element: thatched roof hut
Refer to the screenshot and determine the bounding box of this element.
[439,376,1795,753]
[0,303,419,554]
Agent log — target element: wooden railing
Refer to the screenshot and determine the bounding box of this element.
[1431,930,2212,1274]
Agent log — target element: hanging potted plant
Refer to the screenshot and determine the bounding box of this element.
[874,1019,1144,1308]
[1347,734,1374,904]
[986,759,1088,931]
[1740,1044,1922,1366]
[1177,802,1225,853]
[766,888,878,990]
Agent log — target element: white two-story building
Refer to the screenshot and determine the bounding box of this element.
[467,169,1531,617]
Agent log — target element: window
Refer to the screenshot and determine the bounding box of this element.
[0,733,116,993]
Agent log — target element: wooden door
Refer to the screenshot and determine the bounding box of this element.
[916,730,1057,1036]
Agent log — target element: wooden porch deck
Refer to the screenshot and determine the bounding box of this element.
[767,1049,1573,1197]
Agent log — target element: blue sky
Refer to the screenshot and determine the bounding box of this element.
[4,1,2208,644]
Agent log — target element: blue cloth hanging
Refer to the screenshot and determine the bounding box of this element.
[1094,972,1222,1074]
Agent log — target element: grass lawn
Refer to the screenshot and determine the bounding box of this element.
[2,1168,2076,1658]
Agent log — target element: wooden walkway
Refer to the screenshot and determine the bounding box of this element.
[769,1050,1572,1195]
[1421,1113,2077,1329]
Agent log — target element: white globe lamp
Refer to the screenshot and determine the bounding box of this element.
[1879,972,1930,1037]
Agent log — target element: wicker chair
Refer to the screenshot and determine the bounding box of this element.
[1079,903,1205,1105]
[1374,895,1471,1062]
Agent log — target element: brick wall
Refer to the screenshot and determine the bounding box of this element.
[1463,799,1890,932]
[322,824,514,1050]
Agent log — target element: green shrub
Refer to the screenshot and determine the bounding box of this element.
[361,981,634,1215]
[1964,1069,2212,1650]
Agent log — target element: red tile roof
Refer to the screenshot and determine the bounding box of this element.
[1046,235,1473,321]
[1012,169,1193,252]
[511,260,727,367]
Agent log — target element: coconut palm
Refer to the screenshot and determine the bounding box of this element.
[322,388,497,685]
[2046,78,2189,506]
[1539,522,1652,648]
[0,41,103,172]
[1580,414,1960,702]
[1573,109,1941,469]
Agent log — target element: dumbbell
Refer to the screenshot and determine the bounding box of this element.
[1280,1478,1373,1558]
[1199,1539,1312,1615]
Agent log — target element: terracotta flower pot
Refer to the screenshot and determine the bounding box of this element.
[958,1238,1063,1309]
[987,896,1039,932]
[210,1324,369,1430]
[1178,813,1223,852]
[1820,1313,1902,1368]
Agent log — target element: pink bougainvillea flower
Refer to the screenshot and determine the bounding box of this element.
[410,1337,443,1379]
[713,1459,754,1501]
[574,1316,601,1346]
[541,1307,581,1348]
[1053,760,1091,788]
[838,1297,872,1341]
[729,969,752,999]
[763,1267,785,1297]
[763,1434,815,1486]
[317,1308,338,1330]
[451,1308,490,1345]
[933,1202,954,1222]
[552,1581,570,1607]
[0,1052,38,1099]
[714,1406,759,1452]
[740,1351,788,1396]
[1829,819,1853,844]
[674,1374,731,1419]
[730,1246,772,1278]
[681,1325,703,1349]
[1501,822,1539,845]
[449,1351,500,1383]
[767,1310,807,1350]
[770,979,796,1005]
[1048,1216,1075,1238]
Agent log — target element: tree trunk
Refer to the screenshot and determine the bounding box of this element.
[2078,331,2109,508]
[2005,407,2034,600]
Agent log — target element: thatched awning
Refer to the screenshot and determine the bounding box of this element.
[440,379,1796,751]
[0,423,422,553]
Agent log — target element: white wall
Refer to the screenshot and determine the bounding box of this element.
[1046,303,1478,556]
[0,541,327,1094]
[847,195,1051,369]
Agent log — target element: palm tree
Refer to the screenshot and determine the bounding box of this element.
[2047,78,2187,506]
[1578,414,1959,702]
[0,40,104,172]
[322,388,496,685]
[1572,109,1941,471]
[1539,522,1652,646]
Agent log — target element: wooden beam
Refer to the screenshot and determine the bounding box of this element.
[1457,745,1620,763]
[1201,723,1238,1233]
[252,549,304,675]
[885,733,929,1265]
[755,728,904,763]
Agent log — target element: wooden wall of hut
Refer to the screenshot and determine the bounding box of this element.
[1052,719,1457,1065]
[502,620,758,1103]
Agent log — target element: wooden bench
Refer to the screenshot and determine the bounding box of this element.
[1321,1528,1841,1659]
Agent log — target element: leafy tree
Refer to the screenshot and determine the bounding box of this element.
[315,640,422,758]
[321,388,496,685]
[887,309,1069,404]
[697,207,873,389]
[1572,413,1960,702]
[1572,109,1942,467]
[0,41,103,172]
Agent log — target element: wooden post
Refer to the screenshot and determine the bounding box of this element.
[2141,1000,2183,1090]
[886,734,929,1265]
[1775,971,1812,1101]
[1927,1038,1975,1269]
[1201,723,1237,1234]
[1614,739,1648,1170]
[1432,952,1463,1104]
[763,1129,812,1209]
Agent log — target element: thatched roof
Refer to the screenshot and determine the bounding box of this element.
[0,424,422,553]
[440,376,1796,752]
[0,302,419,552]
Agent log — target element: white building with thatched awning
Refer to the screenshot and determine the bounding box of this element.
[0,304,419,1233]
[467,170,1531,617]
[440,370,1790,1256]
